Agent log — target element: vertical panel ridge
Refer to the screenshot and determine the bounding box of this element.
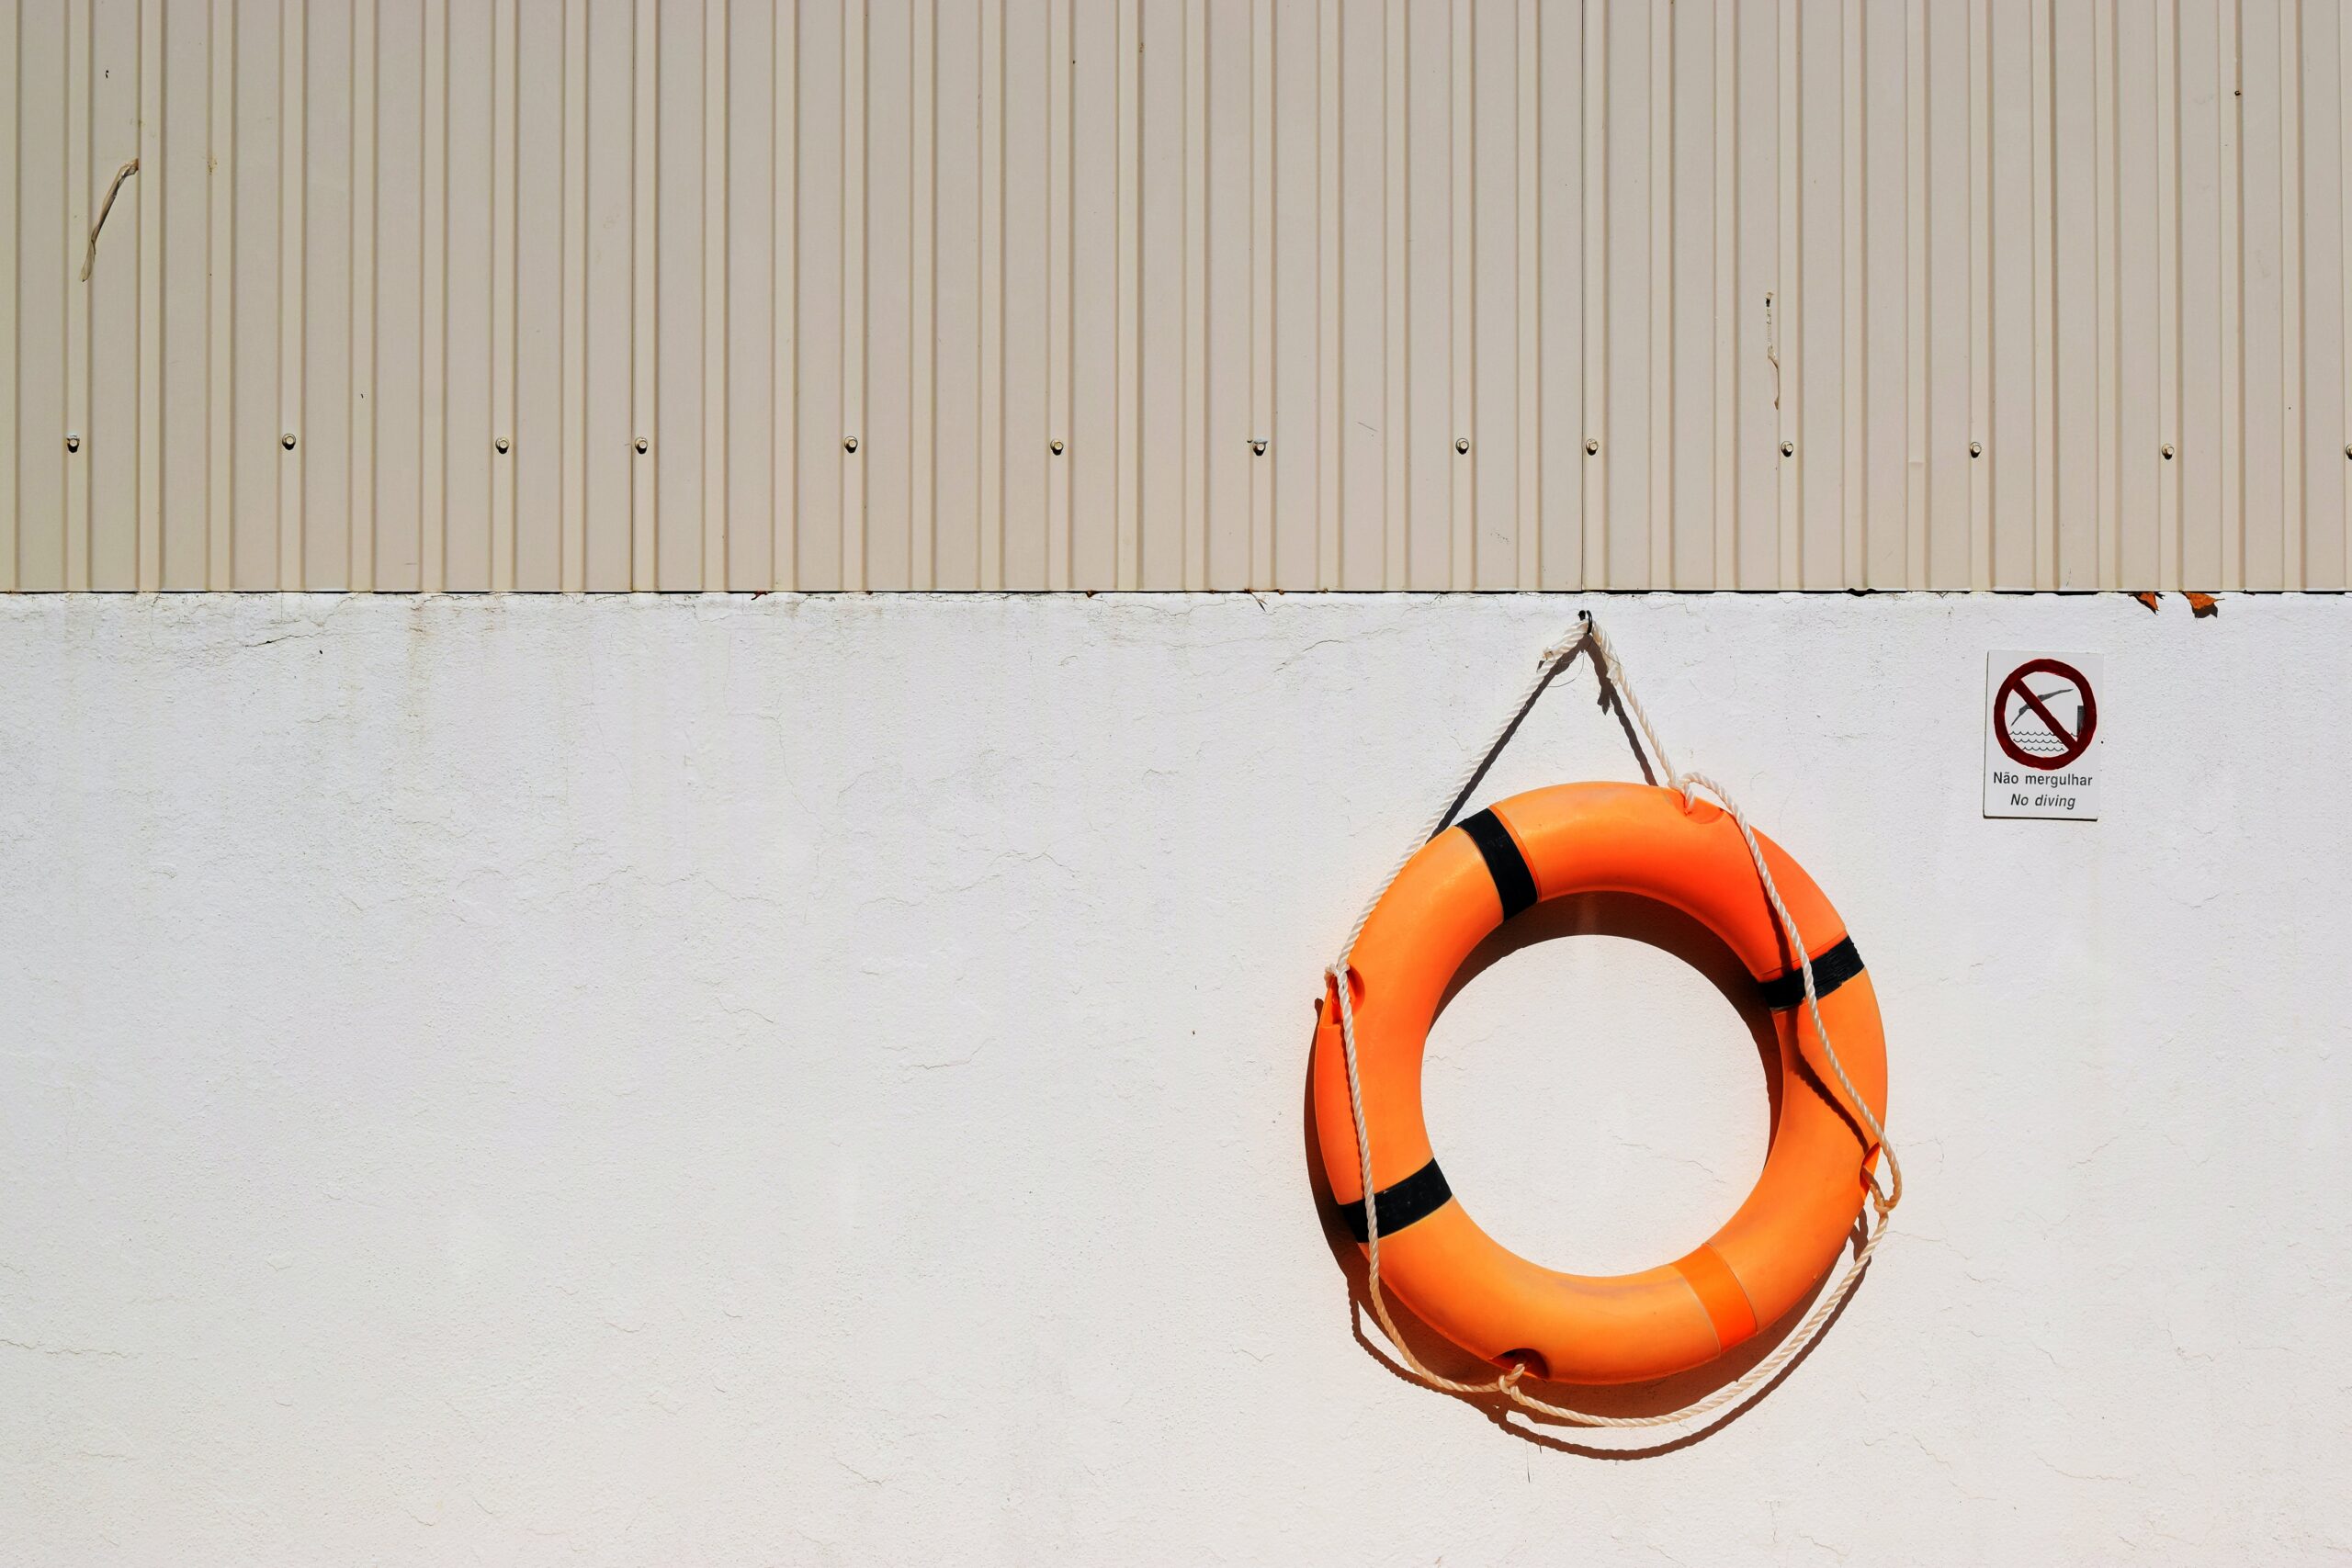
[0,0,17,591]
[704,0,729,591]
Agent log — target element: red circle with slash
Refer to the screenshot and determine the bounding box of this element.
[1994,658,2098,772]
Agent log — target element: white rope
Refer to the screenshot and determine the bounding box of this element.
[1325,615,1900,1432]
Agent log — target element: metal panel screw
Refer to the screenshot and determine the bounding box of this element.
[1454,437,1470,455]
[1969,441,1983,458]
[635,437,650,454]
[2161,443,2175,460]
[843,435,859,454]
[495,436,511,455]
[1780,440,1795,457]
[1585,437,1600,456]
[1250,438,1267,456]
[64,434,81,453]
[1050,439,1066,456]
[282,432,298,450]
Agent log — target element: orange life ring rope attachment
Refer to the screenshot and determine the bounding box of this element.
[1312,617,1901,1428]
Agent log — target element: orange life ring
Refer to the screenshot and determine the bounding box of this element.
[1310,781,1889,1387]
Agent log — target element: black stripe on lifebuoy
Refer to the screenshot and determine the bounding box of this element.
[1758,934,1865,1011]
[1458,808,1539,920]
[1336,1159,1453,1243]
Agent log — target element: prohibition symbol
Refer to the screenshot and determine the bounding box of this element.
[1994,658,2098,772]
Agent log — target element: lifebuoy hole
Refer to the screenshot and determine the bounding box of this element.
[1322,966,1368,1019]
[1494,1348,1550,1381]
[1425,892,1781,1276]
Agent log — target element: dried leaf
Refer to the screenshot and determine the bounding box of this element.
[2185,591,2219,617]
[2132,592,2159,613]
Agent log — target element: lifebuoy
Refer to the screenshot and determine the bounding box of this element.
[1310,781,1888,1387]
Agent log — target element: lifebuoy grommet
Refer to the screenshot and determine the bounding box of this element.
[1310,781,1889,1387]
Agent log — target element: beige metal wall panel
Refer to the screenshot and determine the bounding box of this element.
[8,0,2352,592]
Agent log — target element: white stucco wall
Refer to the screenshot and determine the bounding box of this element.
[1,592,2346,1564]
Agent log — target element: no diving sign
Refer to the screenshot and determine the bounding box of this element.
[1984,651,2102,819]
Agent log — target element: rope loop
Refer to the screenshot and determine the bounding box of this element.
[1326,614,1899,1435]
[1867,1165,1895,1218]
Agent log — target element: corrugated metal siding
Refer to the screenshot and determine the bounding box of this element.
[6,0,2350,592]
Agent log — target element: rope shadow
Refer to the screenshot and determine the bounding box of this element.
[1431,623,1657,840]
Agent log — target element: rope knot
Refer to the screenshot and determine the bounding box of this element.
[1865,1155,1901,1216]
